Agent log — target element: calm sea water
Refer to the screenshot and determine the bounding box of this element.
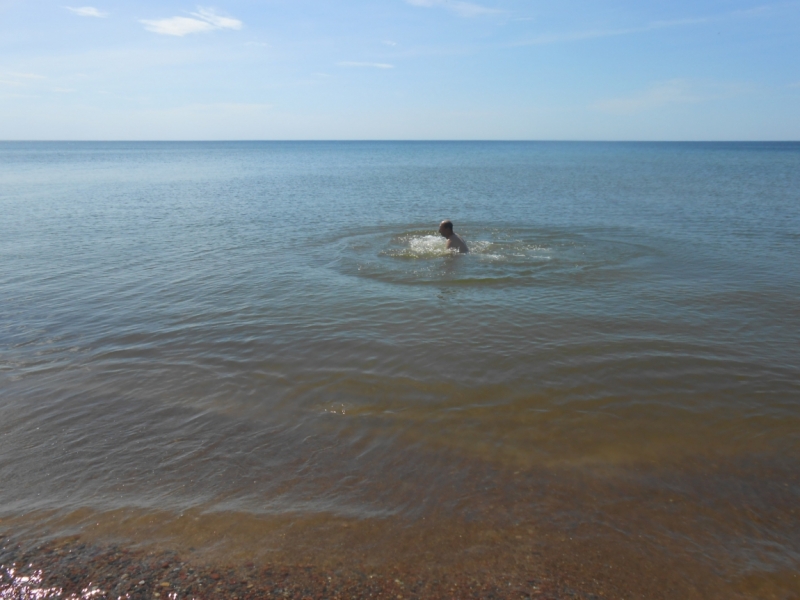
[1,142,799,596]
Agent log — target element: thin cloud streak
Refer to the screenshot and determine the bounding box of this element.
[337,61,394,69]
[65,6,108,18]
[592,79,749,114]
[183,102,273,111]
[0,72,46,87]
[140,17,215,36]
[406,0,502,18]
[514,4,787,47]
[515,17,709,46]
[140,7,242,37]
[192,7,241,29]
[593,80,701,113]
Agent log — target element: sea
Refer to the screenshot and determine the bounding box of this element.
[1,141,799,597]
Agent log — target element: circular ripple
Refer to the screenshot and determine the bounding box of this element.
[334,225,656,287]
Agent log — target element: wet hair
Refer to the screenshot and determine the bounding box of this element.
[440,220,454,231]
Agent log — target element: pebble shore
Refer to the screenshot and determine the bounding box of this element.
[0,534,605,600]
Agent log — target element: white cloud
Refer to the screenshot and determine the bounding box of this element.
[192,7,241,29]
[140,16,215,36]
[406,0,501,18]
[0,79,24,87]
[337,61,394,69]
[140,7,242,37]
[382,40,398,46]
[65,6,108,18]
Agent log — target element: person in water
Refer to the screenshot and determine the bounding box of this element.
[438,219,469,253]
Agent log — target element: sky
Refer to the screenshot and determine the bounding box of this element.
[1,0,798,140]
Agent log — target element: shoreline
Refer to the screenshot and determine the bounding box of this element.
[3,455,797,599]
[0,533,586,600]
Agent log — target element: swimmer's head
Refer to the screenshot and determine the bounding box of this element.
[439,220,454,237]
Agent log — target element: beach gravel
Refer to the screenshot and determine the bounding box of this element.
[0,534,603,600]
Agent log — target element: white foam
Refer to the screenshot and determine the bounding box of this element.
[408,235,448,255]
[383,235,450,259]
[381,234,553,264]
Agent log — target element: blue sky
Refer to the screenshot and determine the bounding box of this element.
[1,0,798,139]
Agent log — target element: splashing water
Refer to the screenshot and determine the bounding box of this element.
[381,233,451,259]
[336,226,641,286]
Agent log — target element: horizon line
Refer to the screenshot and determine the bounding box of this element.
[1,139,798,143]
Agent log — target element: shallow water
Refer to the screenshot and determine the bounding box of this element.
[1,142,799,596]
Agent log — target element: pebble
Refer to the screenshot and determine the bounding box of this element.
[0,532,593,600]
